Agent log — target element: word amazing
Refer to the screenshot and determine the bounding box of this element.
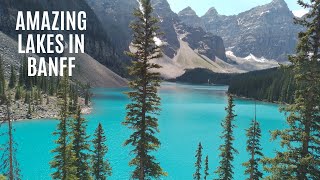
[16,11,87,76]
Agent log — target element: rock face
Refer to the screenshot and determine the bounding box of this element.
[179,0,302,61]
[86,0,280,79]
[177,24,227,61]
[178,7,206,30]
[86,0,138,61]
[87,0,228,61]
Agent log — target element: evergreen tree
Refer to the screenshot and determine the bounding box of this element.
[204,156,209,180]
[0,55,5,104]
[215,94,238,180]
[46,95,50,105]
[14,86,21,100]
[24,91,30,104]
[27,100,31,116]
[263,1,320,179]
[8,66,16,89]
[92,123,111,180]
[0,91,21,180]
[122,0,165,179]
[243,103,263,180]
[193,143,202,180]
[84,83,90,106]
[50,72,77,180]
[72,107,91,179]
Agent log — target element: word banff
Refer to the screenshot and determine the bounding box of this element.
[16,11,87,77]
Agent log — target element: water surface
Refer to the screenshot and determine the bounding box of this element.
[1,83,286,179]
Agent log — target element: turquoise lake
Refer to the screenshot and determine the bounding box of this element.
[2,83,287,179]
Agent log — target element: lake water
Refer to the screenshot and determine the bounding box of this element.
[1,82,287,179]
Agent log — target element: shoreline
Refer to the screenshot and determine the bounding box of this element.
[231,94,288,106]
[1,105,92,122]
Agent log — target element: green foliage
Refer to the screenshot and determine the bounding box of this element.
[14,86,22,100]
[8,66,16,89]
[204,156,209,180]
[228,67,295,104]
[193,143,202,180]
[122,0,166,179]
[215,94,238,180]
[0,93,21,180]
[72,107,91,180]
[174,67,296,104]
[50,73,77,180]
[263,1,320,179]
[92,123,111,180]
[173,68,235,84]
[69,87,78,114]
[84,83,90,106]
[243,118,263,180]
[27,99,31,115]
[0,175,6,180]
[0,55,5,104]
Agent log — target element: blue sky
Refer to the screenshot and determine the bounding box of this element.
[167,0,303,16]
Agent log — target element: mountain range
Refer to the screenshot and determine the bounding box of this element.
[0,0,302,86]
[179,0,302,62]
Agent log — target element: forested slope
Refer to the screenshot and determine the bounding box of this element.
[228,67,295,103]
[174,67,295,103]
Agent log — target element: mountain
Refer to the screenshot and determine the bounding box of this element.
[178,7,206,30]
[179,0,302,62]
[86,0,279,79]
[0,0,126,76]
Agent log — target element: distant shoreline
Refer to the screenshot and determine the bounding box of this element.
[1,105,92,122]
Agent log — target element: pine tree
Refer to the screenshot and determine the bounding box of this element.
[27,100,31,116]
[92,123,111,180]
[204,156,209,180]
[8,66,16,89]
[50,72,77,180]
[84,83,90,106]
[72,107,91,179]
[46,95,50,105]
[0,55,5,104]
[0,91,21,180]
[122,0,165,179]
[24,91,30,104]
[243,103,263,180]
[193,143,202,180]
[14,86,22,100]
[263,1,320,179]
[215,94,238,180]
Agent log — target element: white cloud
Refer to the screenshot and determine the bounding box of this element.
[292,9,308,18]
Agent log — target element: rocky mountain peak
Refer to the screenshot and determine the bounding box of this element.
[203,7,219,17]
[268,0,290,11]
[152,0,172,11]
[178,6,198,17]
[271,0,288,6]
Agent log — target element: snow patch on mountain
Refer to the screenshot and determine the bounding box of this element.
[226,51,279,71]
[260,10,270,16]
[244,53,268,63]
[225,51,237,59]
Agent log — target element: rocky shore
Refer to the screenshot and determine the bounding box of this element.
[0,94,92,121]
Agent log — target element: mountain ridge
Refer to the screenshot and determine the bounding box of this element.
[179,0,302,61]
